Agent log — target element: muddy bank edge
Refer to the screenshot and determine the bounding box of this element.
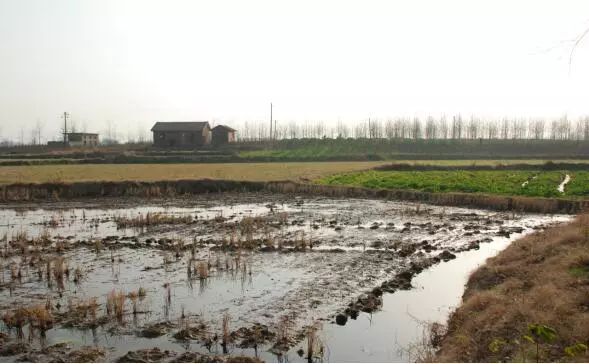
[0,179,587,214]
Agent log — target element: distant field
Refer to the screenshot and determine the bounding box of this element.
[318,170,589,198]
[3,161,588,199]
[0,160,580,185]
[0,162,387,185]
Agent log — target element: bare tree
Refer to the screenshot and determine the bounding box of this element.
[439,116,448,140]
[467,116,479,139]
[452,115,463,140]
[425,116,437,140]
[411,117,422,139]
[336,120,349,139]
[385,119,395,140]
[491,120,499,139]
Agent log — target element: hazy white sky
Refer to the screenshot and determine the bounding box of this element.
[1,0,589,141]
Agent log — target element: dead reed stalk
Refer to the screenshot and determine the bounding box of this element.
[222,312,231,353]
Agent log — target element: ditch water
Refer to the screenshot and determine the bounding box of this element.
[0,194,570,362]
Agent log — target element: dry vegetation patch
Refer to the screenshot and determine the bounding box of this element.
[0,162,386,185]
[437,215,589,362]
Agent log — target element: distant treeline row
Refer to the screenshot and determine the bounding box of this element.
[2,115,589,148]
[236,116,589,141]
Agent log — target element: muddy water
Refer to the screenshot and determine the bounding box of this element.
[318,235,520,362]
[0,194,569,362]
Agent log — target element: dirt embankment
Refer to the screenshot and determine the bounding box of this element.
[436,215,589,362]
[1,179,588,214]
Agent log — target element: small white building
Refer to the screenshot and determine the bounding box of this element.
[67,133,99,147]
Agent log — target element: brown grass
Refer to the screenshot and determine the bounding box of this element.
[73,266,83,284]
[128,291,139,315]
[28,305,53,331]
[276,314,292,346]
[0,162,386,185]
[2,304,54,338]
[436,215,589,362]
[106,289,126,323]
[52,257,67,289]
[71,297,99,322]
[306,322,324,362]
[114,212,193,228]
[196,261,209,280]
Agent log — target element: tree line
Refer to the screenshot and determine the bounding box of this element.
[3,115,589,147]
[236,115,589,142]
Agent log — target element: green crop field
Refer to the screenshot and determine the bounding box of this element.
[317,170,589,198]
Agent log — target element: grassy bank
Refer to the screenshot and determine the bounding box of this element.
[436,215,589,362]
[238,139,589,161]
[318,170,589,198]
[0,162,385,185]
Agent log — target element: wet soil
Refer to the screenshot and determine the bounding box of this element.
[0,193,569,362]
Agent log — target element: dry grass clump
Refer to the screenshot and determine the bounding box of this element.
[69,297,99,322]
[28,229,52,248]
[93,239,102,253]
[237,215,272,245]
[403,321,446,362]
[2,308,29,339]
[106,289,126,323]
[27,305,54,332]
[13,230,28,243]
[163,253,173,266]
[305,322,324,362]
[51,257,68,289]
[437,215,589,362]
[196,261,209,280]
[295,231,309,250]
[275,314,293,348]
[2,305,54,338]
[128,291,139,315]
[73,266,83,284]
[278,212,289,225]
[114,212,192,229]
[46,215,60,227]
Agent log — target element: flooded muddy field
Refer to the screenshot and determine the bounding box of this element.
[0,193,569,362]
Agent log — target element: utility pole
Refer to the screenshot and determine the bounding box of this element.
[270,103,273,141]
[62,112,69,146]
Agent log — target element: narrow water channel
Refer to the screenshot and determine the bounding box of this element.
[305,221,568,362]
